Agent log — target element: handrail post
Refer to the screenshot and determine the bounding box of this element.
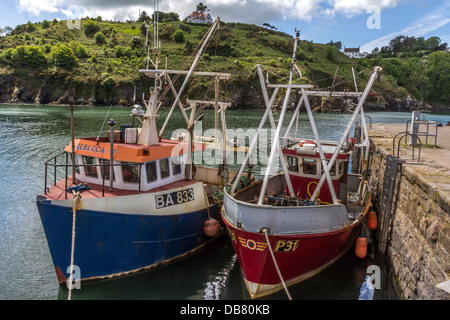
[108,119,116,192]
[44,163,48,194]
[65,152,68,200]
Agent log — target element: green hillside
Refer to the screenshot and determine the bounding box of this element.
[0,18,448,110]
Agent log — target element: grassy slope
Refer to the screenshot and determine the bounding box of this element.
[0,19,406,107]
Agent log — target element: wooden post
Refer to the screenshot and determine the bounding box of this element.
[69,93,75,184]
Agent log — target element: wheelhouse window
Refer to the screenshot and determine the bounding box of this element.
[122,162,139,184]
[146,161,157,183]
[323,161,336,176]
[82,156,98,178]
[172,156,182,175]
[100,159,114,181]
[302,158,317,175]
[287,156,299,172]
[160,158,170,179]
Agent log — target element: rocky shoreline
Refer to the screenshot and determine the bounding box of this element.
[1,79,448,112]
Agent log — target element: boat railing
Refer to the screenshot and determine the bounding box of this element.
[44,152,143,200]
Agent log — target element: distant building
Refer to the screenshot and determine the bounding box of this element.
[343,47,368,59]
[186,11,213,24]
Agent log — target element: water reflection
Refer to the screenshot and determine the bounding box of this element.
[2,104,445,300]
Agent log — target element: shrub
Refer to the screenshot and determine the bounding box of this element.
[51,45,77,67]
[12,45,47,68]
[25,21,36,33]
[325,45,335,61]
[172,30,185,43]
[95,32,106,45]
[84,19,99,37]
[75,45,90,59]
[130,36,142,48]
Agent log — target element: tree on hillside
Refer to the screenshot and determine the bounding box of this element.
[51,45,77,68]
[95,32,106,45]
[138,11,151,22]
[196,2,208,13]
[151,11,180,22]
[84,19,99,37]
[327,40,342,50]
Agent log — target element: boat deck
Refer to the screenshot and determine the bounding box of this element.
[43,178,199,201]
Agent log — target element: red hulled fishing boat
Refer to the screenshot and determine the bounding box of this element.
[221,30,381,299]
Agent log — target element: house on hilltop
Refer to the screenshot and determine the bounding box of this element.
[186,11,213,24]
[343,47,368,59]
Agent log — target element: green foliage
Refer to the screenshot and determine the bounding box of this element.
[51,44,77,67]
[84,19,99,37]
[138,11,151,22]
[75,45,90,59]
[26,21,36,33]
[172,30,185,43]
[325,45,335,61]
[151,11,180,22]
[42,20,50,29]
[380,35,447,55]
[10,45,46,68]
[95,32,106,45]
[130,36,142,48]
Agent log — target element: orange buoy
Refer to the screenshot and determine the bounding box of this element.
[367,209,377,230]
[355,235,368,258]
[203,218,220,237]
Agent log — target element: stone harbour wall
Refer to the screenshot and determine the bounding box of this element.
[369,143,450,300]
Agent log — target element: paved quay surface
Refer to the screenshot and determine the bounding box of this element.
[368,123,450,206]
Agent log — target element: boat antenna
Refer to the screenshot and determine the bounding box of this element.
[153,0,161,69]
[96,104,113,144]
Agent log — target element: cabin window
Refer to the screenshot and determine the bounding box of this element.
[122,162,139,184]
[323,161,336,176]
[100,159,114,181]
[82,156,98,178]
[146,161,157,183]
[172,156,182,175]
[302,158,317,175]
[287,156,299,172]
[160,158,170,179]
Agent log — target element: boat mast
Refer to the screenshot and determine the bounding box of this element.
[309,66,382,201]
[137,0,161,146]
[257,30,304,204]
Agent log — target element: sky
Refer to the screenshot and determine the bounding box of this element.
[0,0,449,53]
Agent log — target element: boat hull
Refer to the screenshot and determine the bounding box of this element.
[37,199,218,284]
[222,212,363,298]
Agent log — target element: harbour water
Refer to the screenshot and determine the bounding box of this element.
[1,104,449,300]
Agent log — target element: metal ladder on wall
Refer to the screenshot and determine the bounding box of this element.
[377,154,399,253]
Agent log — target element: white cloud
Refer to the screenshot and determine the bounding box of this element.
[361,1,450,52]
[18,0,65,15]
[14,0,399,23]
[330,0,399,17]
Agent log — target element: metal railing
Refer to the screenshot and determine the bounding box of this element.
[44,152,143,199]
[405,119,438,148]
[392,132,422,164]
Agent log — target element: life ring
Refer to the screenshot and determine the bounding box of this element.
[307,181,320,198]
[299,140,316,147]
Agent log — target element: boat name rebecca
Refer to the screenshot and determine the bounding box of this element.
[76,143,118,155]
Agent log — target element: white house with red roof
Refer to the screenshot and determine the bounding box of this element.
[186,11,213,24]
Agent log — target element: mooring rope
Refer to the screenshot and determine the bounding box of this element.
[262,228,292,300]
[67,190,80,300]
